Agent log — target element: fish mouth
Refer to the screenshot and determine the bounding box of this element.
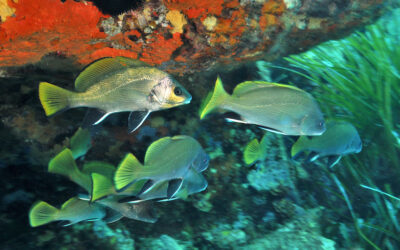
[183,96,192,104]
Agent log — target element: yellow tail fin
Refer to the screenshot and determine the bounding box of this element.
[48,148,91,192]
[39,82,73,116]
[291,137,307,159]
[29,201,59,227]
[91,173,115,202]
[114,153,144,191]
[243,139,262,165]
[199,76,230,119]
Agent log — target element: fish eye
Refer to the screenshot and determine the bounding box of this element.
[319,121,324,127]
[174,87,183,96]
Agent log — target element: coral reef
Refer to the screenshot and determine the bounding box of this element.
[0,0,386,74]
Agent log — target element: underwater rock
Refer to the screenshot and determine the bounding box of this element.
[140,234,187,250]
[240,207,335,250]
[247,160,294,195]
[92,221,135,250]
[0,0,386,74]
[202,223,247,249]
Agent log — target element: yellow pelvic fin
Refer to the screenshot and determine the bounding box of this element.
[243,138,262,165]
[114,153,144,191]
[29,201,59,227]
[39,82,73,116]
[199,76,230,119]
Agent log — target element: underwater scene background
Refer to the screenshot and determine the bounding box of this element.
[0,0,400,249]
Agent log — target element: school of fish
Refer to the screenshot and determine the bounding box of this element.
[31,56,363,227]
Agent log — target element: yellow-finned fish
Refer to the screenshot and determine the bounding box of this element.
[39,57,192,132]
[199,77,325,136]
[29,197,105,227]
[291,120,362,168]
[114,135,208,197]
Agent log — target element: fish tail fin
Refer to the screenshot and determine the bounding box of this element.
[48,148,91,191]
[70,127,92,159]
[114,153,144,191]
[243,138,262,165]
[39,82,73,116]
[291,137,306,160]
[91,173,114,202]
[199,76,230,119]
[29,201,59,227]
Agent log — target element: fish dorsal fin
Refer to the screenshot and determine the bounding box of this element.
[82,161,116,180]
[61,197,80,210]
[75,57,148,92]
[232,81,302,97]
[144,137,173,165]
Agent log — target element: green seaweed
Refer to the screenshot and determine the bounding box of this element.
[278,7,400,249]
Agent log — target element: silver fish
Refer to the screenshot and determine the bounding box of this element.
[200,77,325,136]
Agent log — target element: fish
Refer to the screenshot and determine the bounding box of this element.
[114,135,208,196]
[96,199,157,223]
[78,194,158,224]
[48,148,144,202]
[118,168,208,203]
[199,77,325,136]
[29,197,105,227]
[243,134,269,165]
[291,120,362,168]
[39,56,192,132]
[44,150,158,225]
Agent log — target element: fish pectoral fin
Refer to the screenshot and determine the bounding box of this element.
[306,152,320,162]
[136,179,156,196]
[82,108,110,127]
[257,125,285,135]
[128,111,151,133]
[328,155,342,169]
[167,178,183,199]
[103,209,123,224]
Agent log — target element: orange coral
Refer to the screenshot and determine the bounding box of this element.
[0,0,107,65]
[259,0,285,31]
[164,0,224,19]
[140,32,183,65]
